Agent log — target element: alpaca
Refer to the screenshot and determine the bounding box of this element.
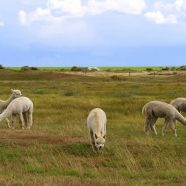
[0,97,33,129]
[0,89,22,128]
[142,101,186,137]
[87,108,107,151]
[170,98,186,113]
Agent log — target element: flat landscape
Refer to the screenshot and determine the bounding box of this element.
[0,68,186,186]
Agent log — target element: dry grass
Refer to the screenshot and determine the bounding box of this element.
[0,69,186,185]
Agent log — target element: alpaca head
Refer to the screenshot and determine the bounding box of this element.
[11,89,22,98]
[94,133,106,151]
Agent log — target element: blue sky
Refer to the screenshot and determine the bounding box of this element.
[0,0,186,67]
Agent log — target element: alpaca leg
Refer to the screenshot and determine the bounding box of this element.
[27,111,33,129]
[150,117,158,135]
[90,131,95,145]
[144,117,151,135]
[90,131,96,151]
[6,118,11,128]
[19,113,25,129]
[170,120,177,137]
[23,112,28,127]
[11,114,17,129]
[162,118,169,136]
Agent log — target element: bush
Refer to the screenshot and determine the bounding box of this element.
[0,65,5,69]
[20,66,39,71]
[146,68,153,71]
[30,67,39,70]
[162,67,170,71]
[71,66,82,71]
[110,75,120,81]
[177,66,186,71]
[20,66,30,71]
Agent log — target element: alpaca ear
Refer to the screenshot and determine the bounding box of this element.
[95,133,98,139]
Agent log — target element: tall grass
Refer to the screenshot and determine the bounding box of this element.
[0,70,185,185]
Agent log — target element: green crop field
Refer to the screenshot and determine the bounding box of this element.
[0,69,186,186]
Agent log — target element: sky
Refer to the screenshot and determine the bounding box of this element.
[0,0,186,67]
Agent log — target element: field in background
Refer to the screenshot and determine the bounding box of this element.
[0,69,186,185]
[8,66,168,71]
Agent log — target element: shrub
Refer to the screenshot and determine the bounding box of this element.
[146,68,153,71]
[71,66,81,71]
[110,75,120,81]
[20,66,30,71]
[162,67,170,71]
[30,67,39,70]
[0,65,5,69]
[177,66,186,71]
[21,66,39,71]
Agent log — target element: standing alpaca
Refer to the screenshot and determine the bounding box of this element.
[0,89,22,128]
[0,97,33,129]
[170,98,186,113]
[142,101,186,137]
[87,108,107,151]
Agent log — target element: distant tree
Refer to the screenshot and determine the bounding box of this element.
[162,67,170,71]
[146,68,153,71]
[0,64,5,69]
[177,66,186,71]
[30,67,39,70]
[71,66,81,71]
[20,66,30,71]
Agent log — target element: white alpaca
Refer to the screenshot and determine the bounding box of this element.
[87,108,107,151]
[0,97,33,129]
[142,101,186,137]
[0,89,22,128]
[170,98,186,113]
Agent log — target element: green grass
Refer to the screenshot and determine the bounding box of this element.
[0,69,185,185]
[6,66,180,72]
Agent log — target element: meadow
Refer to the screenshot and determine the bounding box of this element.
[0,69,186,186]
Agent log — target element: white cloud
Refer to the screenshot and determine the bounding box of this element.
[19,0,146,25]
[145,11,177,24]
[19,8,62,25]
[19,11,28,25]
[47,0,85,17]
[145,0,186,24]
[87,0,146,15]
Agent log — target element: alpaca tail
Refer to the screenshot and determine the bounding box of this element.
[142,105,147,116]
[175,111,186,126]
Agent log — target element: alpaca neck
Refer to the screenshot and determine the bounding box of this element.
[0,109,12,121]
[0,94,14,108]
[176,112,186,125]
[0,109,11,122]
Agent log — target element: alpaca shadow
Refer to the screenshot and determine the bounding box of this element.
[61,143,98,157]
[61,143,114,157]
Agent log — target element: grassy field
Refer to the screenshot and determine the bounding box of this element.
[8,66,171,71]
[0,69,186,186]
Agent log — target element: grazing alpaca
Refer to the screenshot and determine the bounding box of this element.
[0,97,33,129]
[87,108,107,151]
[170,98,186,113]
[0,89,22,128]
[142,101,186,137]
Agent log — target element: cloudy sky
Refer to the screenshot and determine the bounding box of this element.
[0,0,186,67]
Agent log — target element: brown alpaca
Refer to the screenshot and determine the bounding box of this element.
[170,98,186,113]
[142,101,186,137]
